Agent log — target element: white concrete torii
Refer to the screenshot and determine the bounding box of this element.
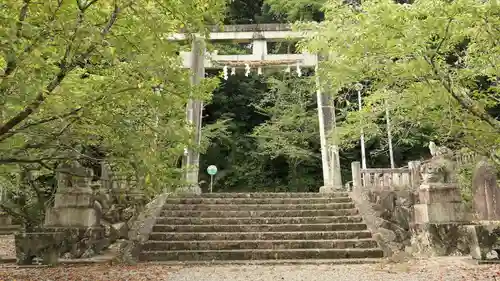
[171,24,341,193]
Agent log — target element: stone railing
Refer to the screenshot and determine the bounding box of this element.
[418,149,478,168]
[351,161,421,191]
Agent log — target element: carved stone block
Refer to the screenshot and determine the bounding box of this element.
[45,208,99,227]
[414,202,470,224]
[53,189,94,208]
[418,183,462,204]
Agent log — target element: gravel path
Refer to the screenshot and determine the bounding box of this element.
[1,257,500,281]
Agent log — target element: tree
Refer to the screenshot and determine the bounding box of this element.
[302,0,500,166]
[264,0,325,22]
[0,0,226,226]
[251,74,322,190]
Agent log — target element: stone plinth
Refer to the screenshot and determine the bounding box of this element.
[45,188,99,227]
[413,183,470,224]
[418,184,462,204]
[53,188,94,207]
[410,182,472,256]
[319,185,343,193]
[45,208,99,228]
[15,231,65,265]
[15,226,106,265]
[414,203,470,224]
[16,161,108,265]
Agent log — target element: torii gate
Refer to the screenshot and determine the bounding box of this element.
[170,24,342,193]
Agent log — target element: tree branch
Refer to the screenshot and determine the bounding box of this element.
[1,0,64,80]
[78,0,99,11]
[0,107,83,143]
[423,54,500,133]
[0,69,70,137]
[0,157,73,164]
[16,118,78,153]
[1,0,32,78]
[0,1,125,138]
[0,86,138,143]
[430,18,453,63]
[441,72,500,132]
[73,3,122,64]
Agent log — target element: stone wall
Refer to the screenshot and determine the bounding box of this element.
[113,193,169,264]
[350,154,476,259]
[350,185,415,260]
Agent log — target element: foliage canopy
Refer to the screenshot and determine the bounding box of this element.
[0,0,226,194]
[302,0,500,165]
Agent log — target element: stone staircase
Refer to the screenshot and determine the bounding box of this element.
[139,192,383,263]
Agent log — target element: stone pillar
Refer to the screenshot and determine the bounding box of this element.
[0,212,11,226]
[179,37,205,195]
[315,63,330,186]
[320,145,343,193]
[351,162,362,191]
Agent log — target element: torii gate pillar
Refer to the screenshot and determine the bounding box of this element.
[179,37,205,194]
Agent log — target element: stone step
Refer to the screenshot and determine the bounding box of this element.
[156,216,364,225]
[148,230,373,241]
[152,223,367,233]
[168,192,349,199]
[161,209,358,218]
[142,238,378,251]
[139,248,384,261]
[142,258,383,265]
[164,197,353,205]
[162,202,355,211]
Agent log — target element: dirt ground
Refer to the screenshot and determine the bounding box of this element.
[0,257,499,281]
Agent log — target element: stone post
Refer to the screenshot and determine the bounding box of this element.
[408,161,421,190]
[351,162,362,191]
[101,161,113,191]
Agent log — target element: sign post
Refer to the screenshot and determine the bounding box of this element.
[206,165,218,193]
